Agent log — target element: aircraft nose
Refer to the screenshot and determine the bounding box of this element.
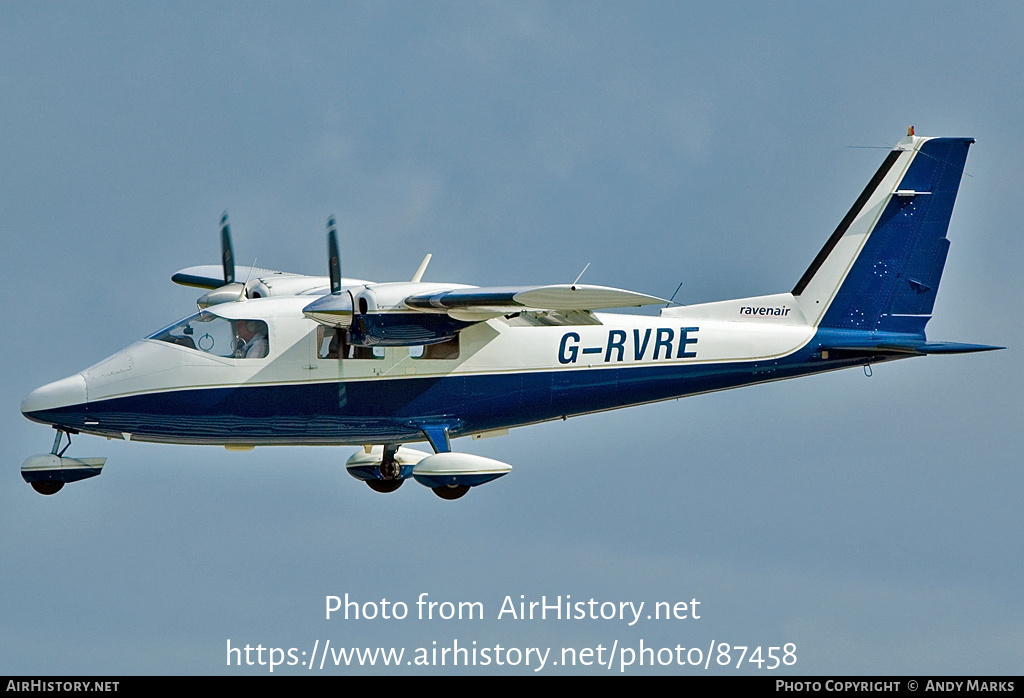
[21,373,88,415]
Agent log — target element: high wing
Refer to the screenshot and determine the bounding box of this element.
[171,264,308,290]
[302,281,666,346]
[404,284,665,318]
[176,213,665,346]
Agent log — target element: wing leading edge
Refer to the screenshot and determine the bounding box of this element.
[404,284,665,315]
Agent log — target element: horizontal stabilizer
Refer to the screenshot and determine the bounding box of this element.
[404,284,665,312]
[890,341,1003,354]
[822,340,1003,357]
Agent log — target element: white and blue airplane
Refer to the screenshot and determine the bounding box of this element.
[20,131,1001,499]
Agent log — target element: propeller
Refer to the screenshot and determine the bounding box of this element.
[220,212,235,284]
[197,212,246,308]
[327,215,341,294]
[301,216,354,328]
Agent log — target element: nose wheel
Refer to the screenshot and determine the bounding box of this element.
[22,427,105,495]
[30,429,73,494]
[31,481,65,496]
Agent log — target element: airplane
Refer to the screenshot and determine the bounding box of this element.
[20,130,1002,500]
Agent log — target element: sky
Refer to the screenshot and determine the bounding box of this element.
[1,1,1021,676]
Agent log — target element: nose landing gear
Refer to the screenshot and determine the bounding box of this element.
[31,480,65,496]
[21,427,105,495]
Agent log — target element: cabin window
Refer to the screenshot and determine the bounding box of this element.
[410,336,460,360]
[317,326,341,359]
[149,312,269,359]
[317,327,384,360]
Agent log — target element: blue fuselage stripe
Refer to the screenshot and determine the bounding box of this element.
[23,331,898,445]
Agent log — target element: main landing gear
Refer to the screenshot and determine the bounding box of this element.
[431,484,470,500]
[344,432,512,501]
[364,444,405,493]
[366,479,403,493]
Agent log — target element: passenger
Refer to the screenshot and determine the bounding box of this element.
[234,320,268,359]
[326,328,340,359]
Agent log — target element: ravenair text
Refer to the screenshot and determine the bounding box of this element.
[558,328,699,365]
[739,305,790,317]
[326,593,701,628]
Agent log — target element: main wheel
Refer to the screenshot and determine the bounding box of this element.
[366,479,403,493]
[432,484,470,500]
[30,481,64,495]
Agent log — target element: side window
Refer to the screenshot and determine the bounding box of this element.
[411,336,460,360]
[317,326,341,359]
[317,327,384,360]
[233,319,269,359]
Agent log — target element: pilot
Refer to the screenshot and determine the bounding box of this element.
[234,320,268,359]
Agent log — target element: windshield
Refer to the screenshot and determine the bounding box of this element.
[148,312,269,359]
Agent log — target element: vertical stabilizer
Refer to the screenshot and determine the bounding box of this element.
[793,135,973,333]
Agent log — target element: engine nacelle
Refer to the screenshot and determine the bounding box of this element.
[412,452,512,489]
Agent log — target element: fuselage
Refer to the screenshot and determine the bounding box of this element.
[19,134,997,500]
[20,293,892,448]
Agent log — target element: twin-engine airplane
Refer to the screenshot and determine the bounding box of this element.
[21,131,1001,499]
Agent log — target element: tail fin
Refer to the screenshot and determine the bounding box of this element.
[793,134,974,333]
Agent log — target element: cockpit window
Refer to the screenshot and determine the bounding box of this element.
[149,312,269,359]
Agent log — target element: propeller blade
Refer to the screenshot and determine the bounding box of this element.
[327,215,341,294]
[220,212,235,284]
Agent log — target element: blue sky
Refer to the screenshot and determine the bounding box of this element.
[2,2,1021,675]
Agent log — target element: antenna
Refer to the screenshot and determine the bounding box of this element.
[665,282,684,307]
[236,258,258,302]
[571,263,590,290]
